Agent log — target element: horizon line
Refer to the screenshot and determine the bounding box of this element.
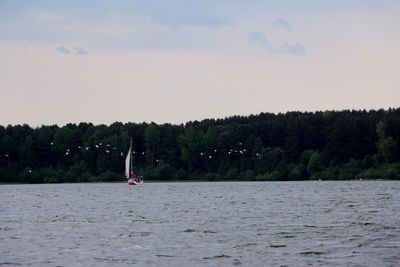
[1,107,399,128]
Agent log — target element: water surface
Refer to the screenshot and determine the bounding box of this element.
[1,181,399,266]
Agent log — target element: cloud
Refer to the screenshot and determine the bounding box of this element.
[279,43,305,55]
[248,32,305,56]
[56,46,70,54]
[74,47,88,55]
[56,46,88,55]
[274,18,292,31]
[248,31,269,46]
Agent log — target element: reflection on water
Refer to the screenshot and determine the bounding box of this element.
[1,181,399,266]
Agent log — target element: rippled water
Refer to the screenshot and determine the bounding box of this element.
[1,181,400,266]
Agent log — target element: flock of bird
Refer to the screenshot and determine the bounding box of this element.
[3,141,265,162]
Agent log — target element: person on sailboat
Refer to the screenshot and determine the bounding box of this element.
[130,171,140,183]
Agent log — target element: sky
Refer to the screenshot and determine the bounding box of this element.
[0,0,399,126]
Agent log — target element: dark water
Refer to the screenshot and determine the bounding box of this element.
[1,181,399,266]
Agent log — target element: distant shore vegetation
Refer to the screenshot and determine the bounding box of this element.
[0,109,399,183]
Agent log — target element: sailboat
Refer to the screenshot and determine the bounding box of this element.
[125,138,144,185]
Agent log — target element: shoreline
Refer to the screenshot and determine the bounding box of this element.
[0,178,389,185]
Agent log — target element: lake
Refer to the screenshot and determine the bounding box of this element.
[1,181,399,266]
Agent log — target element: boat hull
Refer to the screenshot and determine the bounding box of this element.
[128,178,144,185]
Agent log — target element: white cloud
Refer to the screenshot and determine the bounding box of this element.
[74,47,88,55]
[274,18,292,31]
[248,31,269,46]
[279,43,305,55]
[56,46,70,54]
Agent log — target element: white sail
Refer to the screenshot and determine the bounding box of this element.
[125,137,143,185]
[125,145,131,179]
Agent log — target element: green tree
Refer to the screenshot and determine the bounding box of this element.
[307,151,323,177]
[144,122,160,167]
[376,121,397,163]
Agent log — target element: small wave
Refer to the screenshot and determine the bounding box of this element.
[275,230,305,238]
[350,222,375,227]
[233,243,257,249]
[93,257,119,262]
[362,222,374,226]
[182,229,196,233]
[131,218,146,222]
[0,227,14,231]
[269,244,286,248]
[282,235,295,238]
[140,232,151,237]
[94,257,138,264]
[203,230,217,234]
[300,251,326,255]
[277,231,294,235]
[303,225,317,228]
[156,254,176,258]
[232,259,242,265]
[382,225,396,230]
[177,209,189,213]
[128,231,150,238]
[203,254,232,260]
[0,262,22,266]
[324,208,333,213]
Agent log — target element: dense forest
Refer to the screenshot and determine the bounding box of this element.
[1,109,399,183]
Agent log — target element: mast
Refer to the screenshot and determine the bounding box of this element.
[129,137,133,174]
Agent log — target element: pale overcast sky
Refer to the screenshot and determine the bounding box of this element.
[0,0,399,126]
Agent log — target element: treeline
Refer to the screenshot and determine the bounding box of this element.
[0,109,399,183]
